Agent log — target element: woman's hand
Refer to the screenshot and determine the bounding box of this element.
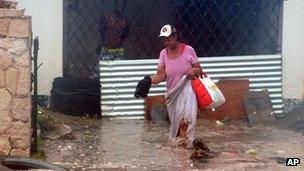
[187,68,199,79]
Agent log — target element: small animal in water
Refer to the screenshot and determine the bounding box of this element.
[193,139,210,151]
[190,150,212,163]
[190,139,219,163]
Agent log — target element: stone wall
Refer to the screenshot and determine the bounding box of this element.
[0,1,32,156]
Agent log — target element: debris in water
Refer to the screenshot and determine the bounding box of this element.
[245,149,257,155]
[216,120,224,127]
[221,116,230,123]
[269,157,286,164]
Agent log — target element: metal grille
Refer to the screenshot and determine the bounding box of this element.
[63,0,283,80]
[177,0,282,56]
[100,55,283,117]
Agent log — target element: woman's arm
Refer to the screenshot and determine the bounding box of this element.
[151,65,166,84]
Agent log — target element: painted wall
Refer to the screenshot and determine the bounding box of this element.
[282,0,304,99]
[18,0,63,95]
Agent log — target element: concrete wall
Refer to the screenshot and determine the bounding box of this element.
[17,0,63,95]
[282,0,304,99]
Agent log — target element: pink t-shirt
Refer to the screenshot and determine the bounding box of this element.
[158,44,199,92]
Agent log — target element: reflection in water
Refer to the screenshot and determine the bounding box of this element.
[44,119,304,170]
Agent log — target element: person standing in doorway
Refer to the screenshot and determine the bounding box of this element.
[98,0,130,60]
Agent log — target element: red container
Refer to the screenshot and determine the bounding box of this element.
[191,78,213,110]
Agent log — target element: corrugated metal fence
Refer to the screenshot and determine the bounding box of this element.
[100,54,283,117]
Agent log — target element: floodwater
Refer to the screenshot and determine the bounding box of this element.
[43,118,304,171]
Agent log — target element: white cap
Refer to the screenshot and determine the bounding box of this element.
[159,24,177,37]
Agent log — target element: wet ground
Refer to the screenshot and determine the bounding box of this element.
[40,110,304,171]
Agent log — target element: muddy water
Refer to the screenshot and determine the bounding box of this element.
[44,119,304,171]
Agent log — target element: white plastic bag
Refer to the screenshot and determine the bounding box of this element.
[198,77,226,109]
[165,75,198,147]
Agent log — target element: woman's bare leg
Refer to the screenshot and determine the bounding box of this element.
[179,120,188,140]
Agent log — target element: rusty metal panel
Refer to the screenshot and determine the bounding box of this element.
[100,54,283,117]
